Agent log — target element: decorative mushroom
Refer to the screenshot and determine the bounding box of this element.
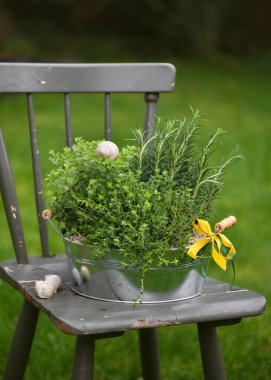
[96,141,119,160]
[35,274,61,299]
[72,267,82,286]
[45,274,62,292]
[35,281,55,299]
[80,265,91,281]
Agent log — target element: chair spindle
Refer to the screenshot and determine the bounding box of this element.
[104,93,112,140]
[64,93,73,148]
[144,93,159,136]
[26,94,50,257]
[0,129,28,264]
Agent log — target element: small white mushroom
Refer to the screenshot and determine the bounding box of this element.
[96,141,119,160]
[80,265,91,281]
[35,274,61,299]
[35,281,55,299]
[45,274,61,292]
[72,267,82,286]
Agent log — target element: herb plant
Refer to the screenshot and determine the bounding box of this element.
[44,111,241,272]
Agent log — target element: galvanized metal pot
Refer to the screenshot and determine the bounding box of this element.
[65,238,207,304]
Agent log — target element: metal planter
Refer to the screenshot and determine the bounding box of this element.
[65,239,207,304]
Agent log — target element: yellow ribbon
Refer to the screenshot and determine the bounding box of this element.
[187,219,236,270]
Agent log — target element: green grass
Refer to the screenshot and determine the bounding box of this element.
[0,56,271,379]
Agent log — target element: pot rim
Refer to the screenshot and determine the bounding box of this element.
[64,237,205,271]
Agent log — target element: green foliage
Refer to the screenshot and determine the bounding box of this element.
[44,112,240,271]
[131,111,242,214]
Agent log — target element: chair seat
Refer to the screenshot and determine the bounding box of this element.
[0,255,266,336]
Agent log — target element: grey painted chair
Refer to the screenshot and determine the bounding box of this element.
[0,63,266,380]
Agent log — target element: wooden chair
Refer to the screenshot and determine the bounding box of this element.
[0,63,266,380]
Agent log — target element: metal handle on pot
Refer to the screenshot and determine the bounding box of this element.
[214,215,237,233]
[42,209,65,238]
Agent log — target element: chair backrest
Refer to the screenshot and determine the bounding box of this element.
[0,63,176,265]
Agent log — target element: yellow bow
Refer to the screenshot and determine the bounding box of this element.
[187,219,236,270]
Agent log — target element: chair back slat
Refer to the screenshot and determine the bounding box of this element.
[27,94,50,257]
[104,93,112,140]
[64,93,73,148]
[0,129,28,264]
[0,63,176,93]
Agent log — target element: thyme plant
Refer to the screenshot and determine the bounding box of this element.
[44,111,241,270]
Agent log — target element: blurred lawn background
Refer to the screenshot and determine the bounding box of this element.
[0,1,271,379]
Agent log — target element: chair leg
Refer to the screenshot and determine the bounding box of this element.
[197,322,227,380]
[72,335,95,380]
[3,298,39,380]
[139,328,161,380]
